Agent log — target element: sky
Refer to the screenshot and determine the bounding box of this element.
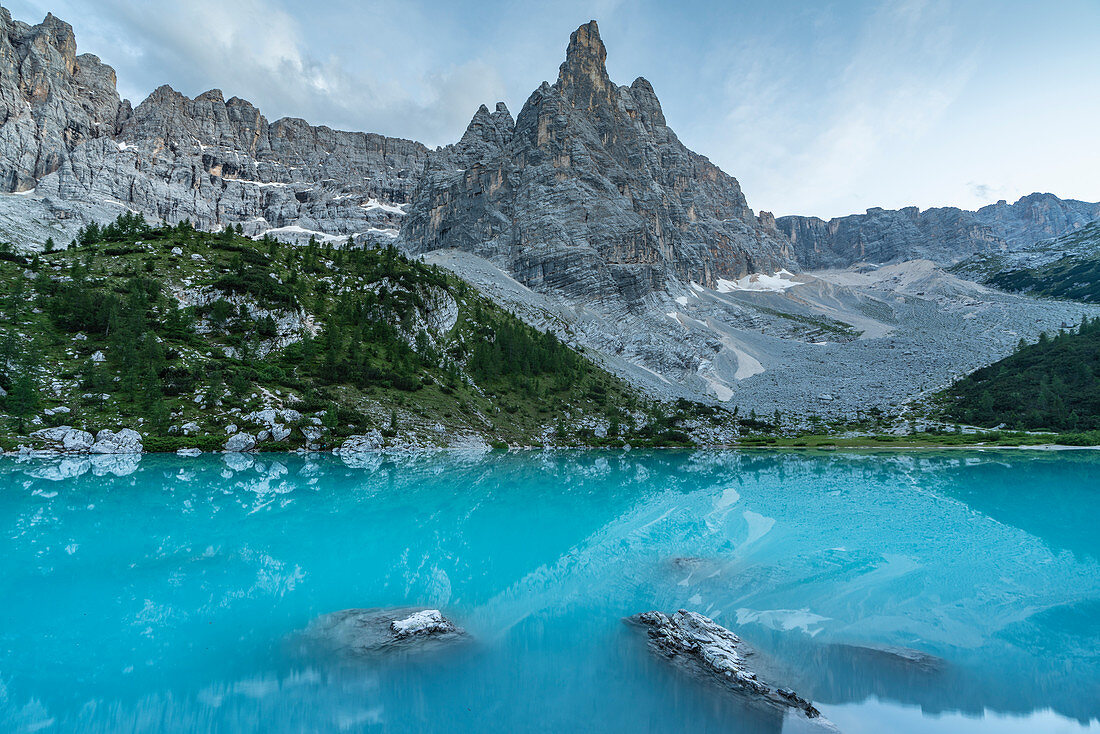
[7,0,1100,219]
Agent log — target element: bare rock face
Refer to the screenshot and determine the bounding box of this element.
[0,10,427,246]
[627,610,829,726]
[777,193,1100,269]
[401,21,794,310]
[0,10,125,192]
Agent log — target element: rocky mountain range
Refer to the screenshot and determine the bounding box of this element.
[1,7,1099,418]
[2,7,1096,277]
[402,21,793,306]
[0,7,427,246]
[778,194,1100,269]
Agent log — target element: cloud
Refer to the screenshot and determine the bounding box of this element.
[678,0,983,218]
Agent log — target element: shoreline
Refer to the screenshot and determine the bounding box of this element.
[4,441,1100,459]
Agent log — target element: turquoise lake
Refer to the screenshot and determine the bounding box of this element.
[1,449,1098,733]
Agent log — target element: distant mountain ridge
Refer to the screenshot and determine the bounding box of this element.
[777,193,1100,270]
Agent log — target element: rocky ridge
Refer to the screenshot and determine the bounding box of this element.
[402,21,793,309]
[0,8,427,246]
[777,193,1100,269]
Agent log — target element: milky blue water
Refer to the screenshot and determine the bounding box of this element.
[1,449,1098,733]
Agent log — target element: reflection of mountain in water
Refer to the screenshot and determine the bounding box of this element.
[2,450,1098,730]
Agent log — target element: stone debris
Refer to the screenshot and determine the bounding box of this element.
[627,610,825,722]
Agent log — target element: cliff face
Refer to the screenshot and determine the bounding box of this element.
[777,194,1100,269]
[0,8,427,244]
[401,21,793,307]
[2,7,1095,285]
[0,10,125,191]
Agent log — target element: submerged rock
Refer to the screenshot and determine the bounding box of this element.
[627,610,826,724]
[833,643,944,672]
[301,607,466,658]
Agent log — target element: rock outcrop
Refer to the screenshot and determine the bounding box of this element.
[300,607,466,657]
[28,425,94,453]
[777,193,1100,269]
[401,21,793,308]
[0,9,427,246]
[89,428,142,454]
[627,610,827,724]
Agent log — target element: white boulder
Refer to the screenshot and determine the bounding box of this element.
[224,432,256,452]
[338,431,384,453]
[30,426,94,453]
[90,428,143,454]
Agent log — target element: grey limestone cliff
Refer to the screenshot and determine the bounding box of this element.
[401,21,793,308]
[0,7,427,246]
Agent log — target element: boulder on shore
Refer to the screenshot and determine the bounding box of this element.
[90,428,142,454]
[224,432,257,452]
[29,426,94,454]
[337,431,385,453]
[627,610,831,727]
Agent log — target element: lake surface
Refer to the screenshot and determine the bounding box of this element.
[1,449,1098,733]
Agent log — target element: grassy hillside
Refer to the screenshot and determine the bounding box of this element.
[0,215,701,451]
[940,316,1100,431]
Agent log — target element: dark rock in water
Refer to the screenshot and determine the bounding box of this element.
[627,610,827,725]
[302,607,466,657]
[834,643,944,673]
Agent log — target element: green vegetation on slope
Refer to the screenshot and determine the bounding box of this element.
[954,221,1100,303]
[940,316,1100,431]
[0,215,700,450]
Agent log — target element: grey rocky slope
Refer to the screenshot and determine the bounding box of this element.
[0,7,427,246]
[777,193,1100,269]
[401,21,793,308]
[2,7,1098,420]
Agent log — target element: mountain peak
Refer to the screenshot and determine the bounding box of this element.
[557,20,612,110]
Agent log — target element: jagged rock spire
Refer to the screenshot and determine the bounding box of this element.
[556,20,614,111]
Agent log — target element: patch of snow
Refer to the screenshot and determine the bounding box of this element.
[232,179,290,188]
[704,375,735,402]
[359,199,407,216]
[716,270,802,293]
[264,225,346,243]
